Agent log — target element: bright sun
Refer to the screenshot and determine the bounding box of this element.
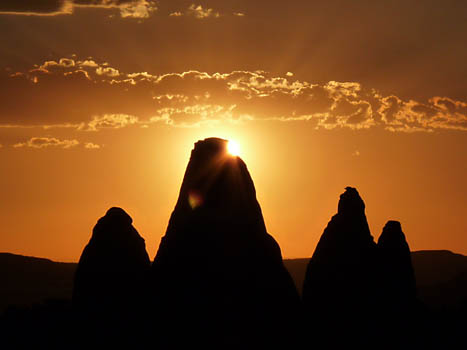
[227,140,241,156]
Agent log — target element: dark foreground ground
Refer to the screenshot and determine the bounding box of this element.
[1,250,466,347]
[1,250,467,313]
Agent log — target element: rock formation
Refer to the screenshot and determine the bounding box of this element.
[150,138,301,348]
[378,220,417,304]
[302,187,382,347]
[73,207,150,328]
[378,220,418,346]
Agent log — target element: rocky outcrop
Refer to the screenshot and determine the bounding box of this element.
[378,220,417,304]
[378,220,418,346]
[302,187,382,347]
[73,207,150,319]
[150,138,300,347]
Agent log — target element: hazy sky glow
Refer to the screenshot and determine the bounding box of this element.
[1,0,466,261]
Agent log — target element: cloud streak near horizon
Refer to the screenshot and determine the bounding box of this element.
[0,1,235,19]
[1,57,466,145]
[13,137,80,149]
[0,0,158,18]
[11,136,101,149]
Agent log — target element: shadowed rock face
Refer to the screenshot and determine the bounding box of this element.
[151,138,300,347]
[302,187,381,346]
[73,207,150,318]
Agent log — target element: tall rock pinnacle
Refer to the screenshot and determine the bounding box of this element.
[378,220,417,302]
[302,187,381,347]
[151,138,300,348]
[377,220,418,346]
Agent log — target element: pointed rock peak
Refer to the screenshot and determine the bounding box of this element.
[378,220,407,246]
[103,207,133,225]
[337,186,365,216]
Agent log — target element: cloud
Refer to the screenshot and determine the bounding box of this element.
[149,104,248,128]
[79,59,99,68]
[168,4,243,19]
[40,58,76,70]
[84,142,101,149]
[13,137,79,149]
[115,0,157,18]
[0,1,73,16]
[0,0,157,19]
[187,4,219,19]
[1,57,466,132]
[96,66,120,77]
[0,1,241,19]
[84,114,139,131]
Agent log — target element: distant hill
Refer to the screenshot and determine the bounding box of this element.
[1,250,467,312]
[0,253,76,312]
[410,250,467,310]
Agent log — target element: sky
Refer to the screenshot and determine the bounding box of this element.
[0,0,466,262]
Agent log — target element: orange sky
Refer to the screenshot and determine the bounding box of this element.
[0,0,466,261]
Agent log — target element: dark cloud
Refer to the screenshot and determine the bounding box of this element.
[0,1,68,15]
[380,96,403,124]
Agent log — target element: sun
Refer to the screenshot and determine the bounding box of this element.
[227,140,241,156]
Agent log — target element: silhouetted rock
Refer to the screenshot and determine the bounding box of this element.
[72,207,150,344]
[151,138,301,348]
[378,220,417,304]
[377,221,420,347]
[302,187,382,347]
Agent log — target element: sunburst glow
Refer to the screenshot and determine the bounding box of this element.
[227,140,241,156]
